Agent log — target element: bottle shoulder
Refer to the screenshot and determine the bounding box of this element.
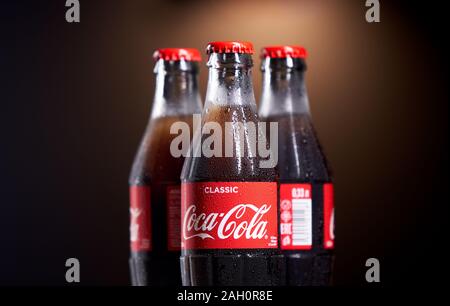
[129,115,193,185]
[263,113,333,182]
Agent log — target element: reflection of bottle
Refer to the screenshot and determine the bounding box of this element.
[259,46,335,286]
[129,48,202,286]
[180,41,282,286]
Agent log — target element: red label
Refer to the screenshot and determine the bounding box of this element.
[167,185,181,251]
[129,186,151,251]
[280,184,312,250]
[181,182,278,249]
[323,183,335,249]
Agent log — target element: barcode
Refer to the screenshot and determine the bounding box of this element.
[291,199,312,246]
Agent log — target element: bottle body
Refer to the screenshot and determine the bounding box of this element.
[129,50,202,286]
[267,113,334,286]
[181,43,283,286]
[259,48,334,286]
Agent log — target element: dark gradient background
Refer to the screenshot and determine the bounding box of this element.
[0,0,448,286]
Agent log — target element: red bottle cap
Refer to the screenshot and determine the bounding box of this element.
[261,46,307,59]
[206,41,254,54]
[153,48,202,62]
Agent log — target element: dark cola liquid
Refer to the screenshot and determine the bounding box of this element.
[264,113,334,286]
[129,115,193,286]
[181,104,284,286]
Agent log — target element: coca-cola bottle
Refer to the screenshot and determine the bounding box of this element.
[259,46,335,286]
[129,48,202,286]
[180,41,283,286]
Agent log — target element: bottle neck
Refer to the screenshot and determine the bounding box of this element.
[204,53,257,110]
[151,59,202,118]
[259,58,310,118]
